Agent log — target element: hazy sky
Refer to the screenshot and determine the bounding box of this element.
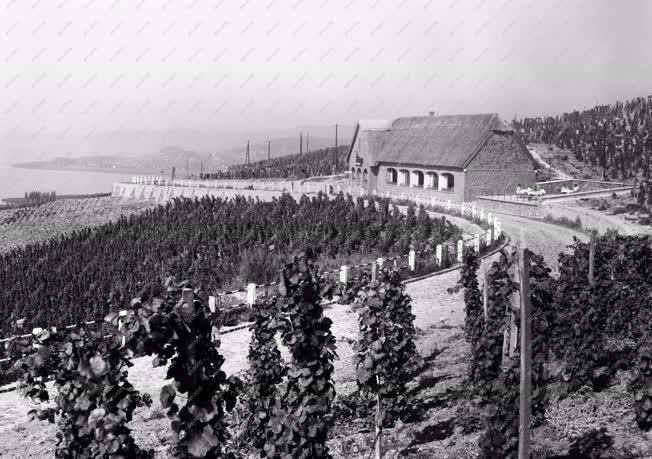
[1,0,651,160]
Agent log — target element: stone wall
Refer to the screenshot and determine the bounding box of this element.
[476,196,542,218]
[113,183,290,203]
[169,178,345,195]
[466,133,536,200]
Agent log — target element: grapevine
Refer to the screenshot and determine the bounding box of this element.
[458,248,485,382]
[264,254,337,458]
[8,324,153,458]
[119,280,242,458]
[243,295,287,450]
[354,266,421,417]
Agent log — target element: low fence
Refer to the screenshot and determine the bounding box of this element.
[536,179,625,194]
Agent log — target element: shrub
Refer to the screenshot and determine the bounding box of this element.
[632,346,652,430]
[567,428,615,458]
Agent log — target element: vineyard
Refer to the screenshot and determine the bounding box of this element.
[0,196,157,253]
[0,189,650,458]
[0,193,462,339]
[513,95,652,186]
[201,146,349,180]
[1,222,650,457]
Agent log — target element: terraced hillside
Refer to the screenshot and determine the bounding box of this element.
[0,197,157,253]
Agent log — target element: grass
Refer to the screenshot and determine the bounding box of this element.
[575,194,652,227]
[543,213,584,231]
[529,143,607,182]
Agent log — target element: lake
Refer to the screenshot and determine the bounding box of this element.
[0,166,133,203]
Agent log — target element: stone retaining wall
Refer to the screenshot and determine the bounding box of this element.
[476,196,542,218]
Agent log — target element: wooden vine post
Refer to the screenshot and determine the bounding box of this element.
[375,375,382,459]
[518,247,532,459]
[482,261,488,320]
[588,230,597,285]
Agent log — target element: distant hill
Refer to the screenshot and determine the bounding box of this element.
[11,125,355,175]
[13,148,213,175]
[213,135,335,165]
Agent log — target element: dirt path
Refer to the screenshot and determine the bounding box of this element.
[490,212,587,271]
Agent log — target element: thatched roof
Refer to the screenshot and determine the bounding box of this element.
[349,113,528,169]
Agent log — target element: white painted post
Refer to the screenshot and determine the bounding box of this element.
[208,296,217,313]
[118,310,127,347]
[472,205,476,219]
[371,261,379,282]
[488,212,493,225]
[436,244,443,266]
[457,240,463,262]
[246,283,257,305]
[408,250,416,271]
[487,228,492,245]
[474,234,480,252]
[447,200,451,211]
[339,265,349,284]
[480,209,485,221]
[496,221,502,237]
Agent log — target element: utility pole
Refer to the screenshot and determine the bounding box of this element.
[306,133,310,153]
[300,131,303,154]
[246,140,250,165]
[335,123,339,171]
[186,158,189,178]
[268,140,271,161]
[200,160,203,177]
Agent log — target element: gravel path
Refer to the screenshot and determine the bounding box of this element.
[491,212,587,271]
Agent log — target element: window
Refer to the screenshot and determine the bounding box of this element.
[426,172,438,189]
[351,167,356,182]
[357,168,362,183]
[399,169,410,186]
[386,168,398,184]
[362,169,368,184]
[412,170,424,188]
[440,173,454,191]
